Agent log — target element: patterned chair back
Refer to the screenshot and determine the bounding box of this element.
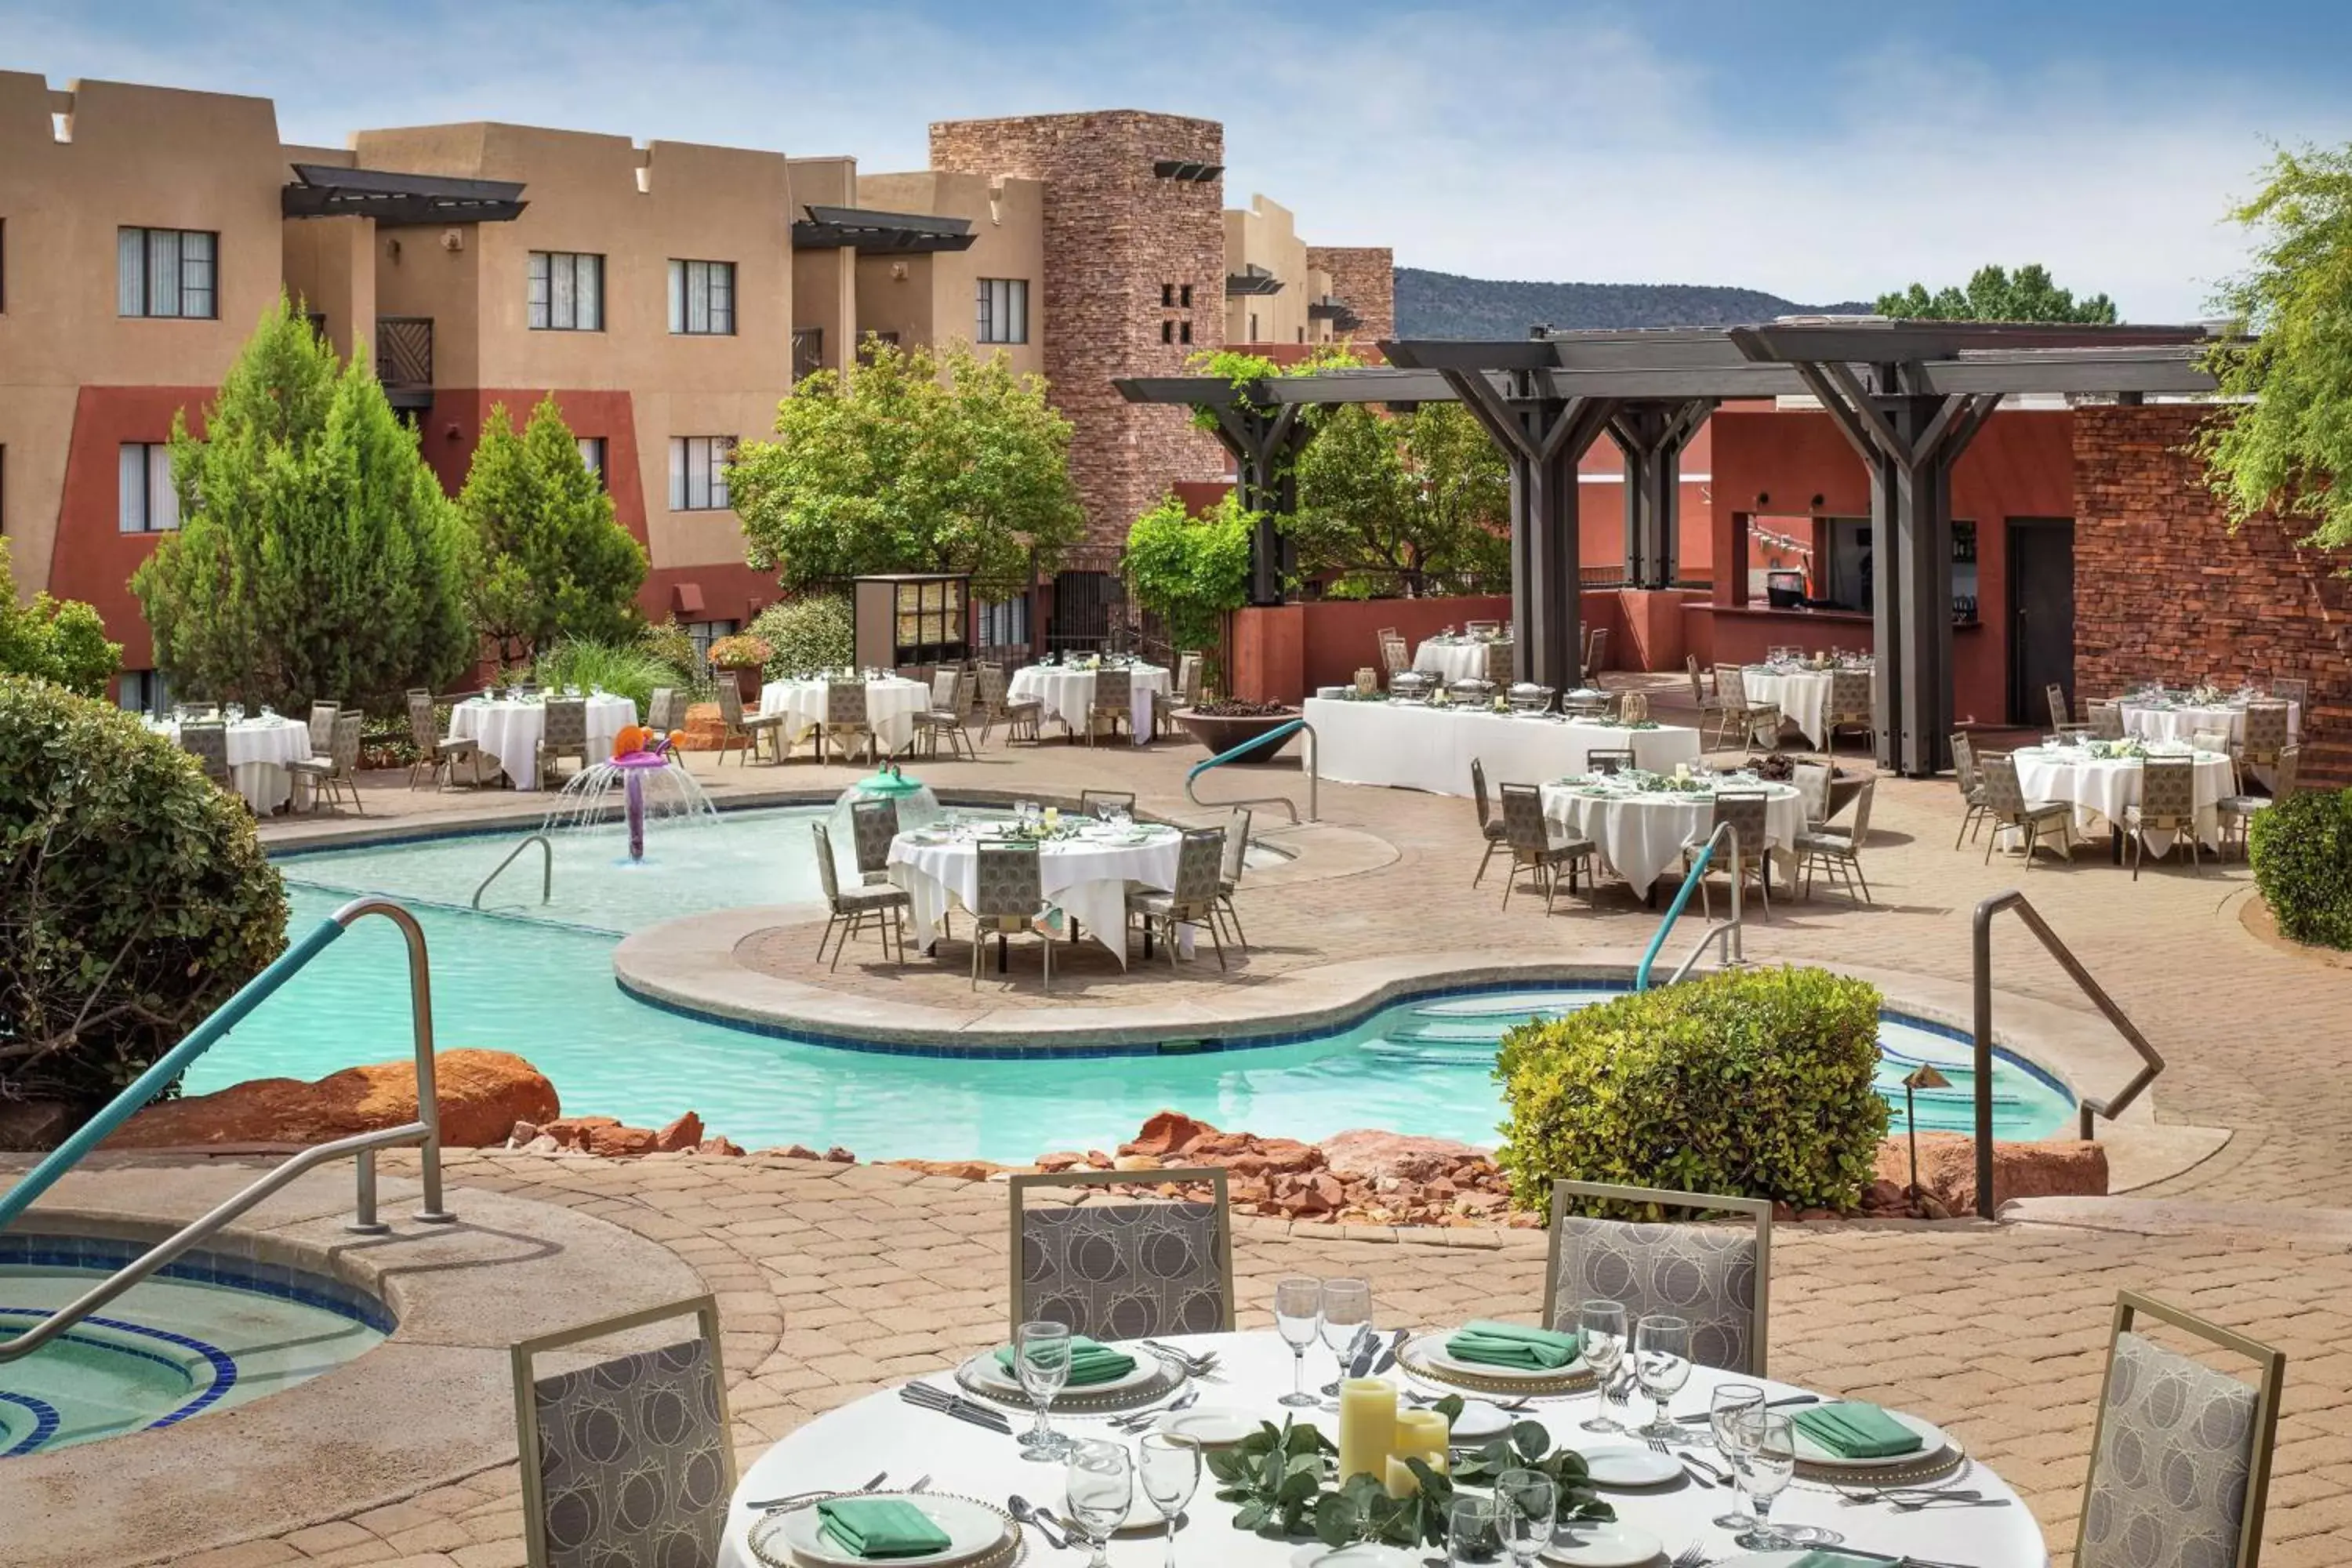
[1583,626,1609,675]
[511,1295,733,1568]
[1829,669,1872,723]
[2138,756,2196,830]
[646,687,681,733]
[811,821,845,908]
[2076,1290,2283,1568]
[1585,749,1636,776]
[1951,731,1980,796]
[1170,826,1225,913]
[1542,1179,1771,1376]
[1980,753,2028,817]
[1791,760,1832,826]
[1715,664,1748,706]
[977,662,1010,713]
[2276,745,2302,797]
[1686,655,1708,705]
[848,797,899,875]
[972,840,1042,920]
[2089,701,2125,740]
[1709,789,1770,866]
[180,720,232,782]
[2267,675,2309,708]
[542,698,588,753]
[2048,682,2073,731]
[1471,756,1494,829]
[1220,807,1252,884]
[307,702,339,751]
[1008,1169,1235,1340]
[717,680,747,727]
[1177,652,1204,708]
[1380,633,1410,677]
[2242,702,2290,764]
[330,712,363,777]
[930,669,960,712]
[1078,789,1137,818]
[826,679,868,726]
[1498,781,1550,853]
[1483,639,1514,685]
[1092,669,1134,716]
[407,692,438,753]
[1846,775,1877,841]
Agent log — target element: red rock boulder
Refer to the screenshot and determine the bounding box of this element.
[1321,1130,1489,1184]
[1873,1132,2109,1214]
[109,1049,559,1150]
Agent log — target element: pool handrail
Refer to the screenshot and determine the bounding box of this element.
[1972,889,2162,1220]
[474,831,554,909]
[1185,718,1318,824]
[0,895,452,1243]
[1634,821,1745,990]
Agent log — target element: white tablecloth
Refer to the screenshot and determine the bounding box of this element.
[1305,699,1702,797]
[1740,666,1840,748]
[448,694,636,789]
[153,717,312,812]
[760,677,932,756]
[2013,746,2235,853]
[1413,637,1511,683]
[717,1328,2045,1568]
[889,826,1182,966]
[2118,700,2299,749]
[1542,780,1806,898]
[1006,666,1171,746]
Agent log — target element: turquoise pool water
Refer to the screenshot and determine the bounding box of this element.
[183,811,2074,1160]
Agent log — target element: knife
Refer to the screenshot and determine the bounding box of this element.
[1673,1391,1821,1421]
[899,1385,1013,1432]
[1370,1327,1410,1376]
[1346,1324,1381,1379]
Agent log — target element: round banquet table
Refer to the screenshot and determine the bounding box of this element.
[1005,665,1172,746]
[1739,665,1841,749]
[717,1327,2045,1568]
[2012,744,2234,855]
[888,823,1184,967]
[760,676,932,756]
[1542,779,1806,899]
[448,693,637,789]
[151,716,312,812]
[1413,637,1511,683]
[2118,699,2299,750]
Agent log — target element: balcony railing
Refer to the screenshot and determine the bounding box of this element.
[376,316,434,408]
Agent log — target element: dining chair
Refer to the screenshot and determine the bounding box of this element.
[1127,826,1228,970]
[1685,655,1724,728]
[1498,781,1595,914]
[511,1294,733,1568]
[811,821,910,970]
[1711,665,1779,750]
[1581,626,1610,684]
[848,797,900,886]
[1380,631,1412,683]
[1584,748,1637,776]
[407,689,481,789]
[644,686,684,736]
[288,712,366,815]
[2046,681,2073,734]
[178,720,234,789]
[1980,753,2074,867]
[971,840,1051,990]
[536,699,590,789]
[2075,1290,2285,1568]
[1541,1179,1770,1378]
[2125,754,2203,880]
[2220,744,2299,858]
[913,668,977,760]
[1211,805,1253,953]
[2241,702,2292,772]
[2089,700,2125,741]
[818,679,877,764]
[1825,669,1873,756]
[2267,675,2309,710]
[1087,668,1135,746]
[1682,789,1771,919]
[1172,651,1204,734]
[1078,789,1137,818]
[306,702,340,753]
[1483,638,1515,686]
[1797,775,1875,903]
[1007,1167,1235,1341]
[1951,731,1993,849]
[977,662,1042,746]
[1469,757,1510,888]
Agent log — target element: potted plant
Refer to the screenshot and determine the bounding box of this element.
[1176,698,1301,764]
[705,633,772,703]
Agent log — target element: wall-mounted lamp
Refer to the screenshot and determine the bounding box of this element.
[1755,492,1769,507]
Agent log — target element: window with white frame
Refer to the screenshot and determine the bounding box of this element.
[118,669,171,717]
[685,619,740,670]
[528,250,603,331]
[117,227,217,318]
[975,278,1028,344]
[667,259,735,335]
[668,436,735,510]
[577,436,607,486]
[118,443,180,532]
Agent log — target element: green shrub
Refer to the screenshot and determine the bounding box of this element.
[533,637,688,717]
[639,615,698,675]
[0,677,288,1112]
[751,594,855,675]
[1494,966,1889,1215]
[0,540,124,696]
[2251,787,2352,949]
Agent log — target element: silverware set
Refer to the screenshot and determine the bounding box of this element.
[1671,1390,1820,1422]
[1405,1389,1534,1412]
[1140,1340,1221,1378]
[899,1381,1014,1435]
[1107,1385,1200,1432]
[749,1469,894,1512]
[1006,1494,1069,1550]
[1837,1483,2009,1511]
[1645,1436,1732,1487]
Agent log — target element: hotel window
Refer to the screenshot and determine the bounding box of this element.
[528,251,604,331]
[668,436,735,510]
[667,259,735,335]
[1160,282,1174,307]
[685,619,739,670]
[1178,320,1192,344]
[118,442,180,532]
[1248,311,1259,340]
[792,328,824,383]
[118,669,172,717]
[576,437,607,487]
[117,227,216,318]
[1160,321,1174,344]
[975,278,1028,344]
[1179,283,1192,308]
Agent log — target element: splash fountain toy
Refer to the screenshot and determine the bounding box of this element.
[543,725,718,862]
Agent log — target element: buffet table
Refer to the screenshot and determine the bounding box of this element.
[1305,698,1702,797]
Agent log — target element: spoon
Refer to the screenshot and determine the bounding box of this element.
[1114,1385,1202,1431]
[1007,1494,1069,1549]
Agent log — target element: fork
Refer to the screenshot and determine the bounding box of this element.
[1668,1543,1712,1568]
[1646,1436,1714,1487]
[1111,1386,1201,1431]
[1140,1340,1220,1376]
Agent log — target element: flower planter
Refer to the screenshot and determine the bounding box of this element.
[1174,707,1300,764]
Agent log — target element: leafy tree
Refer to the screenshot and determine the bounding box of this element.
[1124,492,1254,659]
[456,394,648,667]
[1875,264,2118,324]
[2199,144,2352,546]
[0,539,122,696]
[132,299,470,713]
[731,339,1084,589]
[1291,403,1510,592]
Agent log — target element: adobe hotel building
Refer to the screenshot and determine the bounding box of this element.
[0,73,1393,707]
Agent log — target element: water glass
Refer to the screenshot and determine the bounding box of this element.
[1065,1439,1134,1568]
[1137,1432,1201,1568]
[1318,1277,1373,1395]
[1015,1319,1073,1461]
[1708,1382,1766,1530]
[1576,1300,1628,1433]
[1446,1494,1507,1566]
[1494,1468,1558,1566]
[1273,1276,1324,1407]
[1733,1410,1799,1552]
[1632,1315,1691,1437]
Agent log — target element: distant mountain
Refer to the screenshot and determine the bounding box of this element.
[1395,266,1874,338]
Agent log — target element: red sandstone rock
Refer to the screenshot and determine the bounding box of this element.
[1125,1111,1215,1157]
[766,1144,826,1161]
[824,1146,857,1163]
[1036,1151,1086,1172]
[655,1112,706,1153]
[1875,1132,2109,1213]
[695,1137,746,1157]
[1112,1153,1162,1172]
[110,1049,559,1150]
[887,1157,1011,1181]
[1321,1130,1488,1182]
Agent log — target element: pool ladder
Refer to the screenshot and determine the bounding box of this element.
[1634,821,1747,990]
[474,832,554,909]
[1185,718,1319,823]
[0,898,453,1365]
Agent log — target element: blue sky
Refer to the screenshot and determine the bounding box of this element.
[8,0,2346,320]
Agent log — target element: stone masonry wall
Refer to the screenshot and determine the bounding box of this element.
[2074,404,2352,784]
[1306,245,1395,346]
[931,112,1231,545]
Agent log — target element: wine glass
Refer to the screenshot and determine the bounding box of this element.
[1014,1319,1073,1461]
[1494,1468,1557,1567]
[1708,1382,1766,1530]
[1318,1277,1373,1396]
[1065,1439,1134,1568]
[1273,1276,1323,1408]
[1632,1316,1690,1438]
[1576,1300,1628,1433]
[1733,1411,1798,1552]
[1446,1494,1506,1566]
[1137,1432,1200,1568]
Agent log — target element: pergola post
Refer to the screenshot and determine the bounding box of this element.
[1608,399,1712,590]
[1203,399,1309,607]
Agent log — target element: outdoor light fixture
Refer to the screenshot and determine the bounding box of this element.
[1901,1063,1953,1200]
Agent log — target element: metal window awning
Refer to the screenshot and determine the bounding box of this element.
[1152,159,1223,183]
[282,163,527,225]
[1226,264,1284,297]
[1308,294,1360,328]
[791,205,976,253]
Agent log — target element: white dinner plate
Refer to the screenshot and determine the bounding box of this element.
[1577,1446,1684,1487]
[1117,1496,1183,1534]
[1791,1406,1951,1472]
[1447,1400,1515,1443]
[958,1350,1164,1402]
[1409,1332,1584,1385]
[770,1493,1007,1567]
[1541,1521,1666,1566]
[1289,1544,1420,1568]
[1158,1405,1261,1446]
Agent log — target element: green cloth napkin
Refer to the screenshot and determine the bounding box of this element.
[815,1497,951,1559]
[1443,1319,1581,1371]
[1794,1400,1925,1459]
[992,1334,1138,1386]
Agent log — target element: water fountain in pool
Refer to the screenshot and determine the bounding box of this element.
[542,725,717,862]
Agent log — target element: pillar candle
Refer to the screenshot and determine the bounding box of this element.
[1384,1407,1452,1497]
[1335,1378,1396,1486]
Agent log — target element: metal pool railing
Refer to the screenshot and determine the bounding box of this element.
[474,832,554,909]
[1185,719,1318,824]
[1634,821,1746,990]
